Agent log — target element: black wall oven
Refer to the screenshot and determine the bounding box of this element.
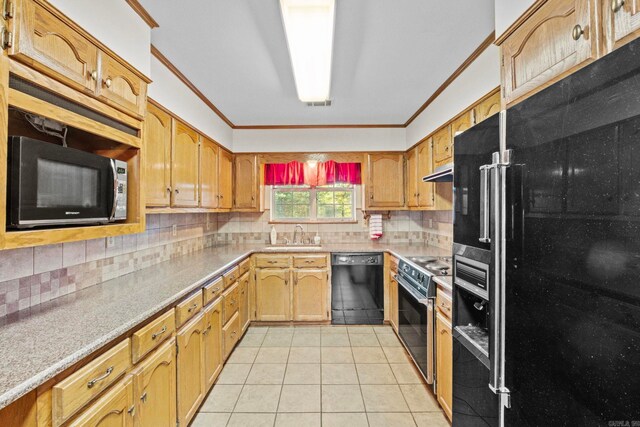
[7,136,127,228]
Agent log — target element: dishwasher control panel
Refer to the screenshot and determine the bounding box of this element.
[331,253,383,265]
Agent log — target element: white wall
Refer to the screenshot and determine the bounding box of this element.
[149,56,233,148]
[48,0,151,77]
[232,127,406,152]
[405,45,501,148]
[495,0,536,39]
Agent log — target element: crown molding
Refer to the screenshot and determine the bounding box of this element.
[234,124,405,130]
[125,0,159,28]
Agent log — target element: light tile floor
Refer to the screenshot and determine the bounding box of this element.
[192,325,449,427]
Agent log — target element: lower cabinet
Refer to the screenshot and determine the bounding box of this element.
[256,268,290,321]
[389,273,398,332]
[68,376,135,427]
[223,312,241,360]
[436,311,453,421]
[176,313,205,426]
[292,269,328,321]
[239,272,250,331]
[203,299,223,389]
[132,340,176,427]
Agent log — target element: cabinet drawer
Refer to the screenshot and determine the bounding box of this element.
[254,255,290,268]
[96,51,147,118]
[203,277,224,306]
[223,267,239,288]
[293,255,327,268]
[52,339,131,426]
[131,309,175,364]
[223,282,240,324]
[176,292,203,328]
[238,258,251,276]
[436,288,452,320]
[223,312,241,360]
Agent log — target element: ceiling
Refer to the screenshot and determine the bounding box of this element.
[140,0,495,126]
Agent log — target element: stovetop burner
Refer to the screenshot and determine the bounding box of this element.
[406,256,452,276]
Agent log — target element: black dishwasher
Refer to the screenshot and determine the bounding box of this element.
[331,253,384,325]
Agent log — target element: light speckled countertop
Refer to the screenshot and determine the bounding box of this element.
[0,242,449,409]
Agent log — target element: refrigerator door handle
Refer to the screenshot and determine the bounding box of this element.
[479,165,491,243]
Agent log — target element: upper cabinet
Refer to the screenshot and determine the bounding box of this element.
[474,90,501,124]
[432,125,452,169]
[406,148,419,208]
[10,0,150,119]
[144,103,172,207]
[200,136,220,209]
[604,0,640,52]
[406,141,435,210]
[218,150,234,210]
[501,0,598,105]
[366,153,405,209]
[233,154,259,211]
[171,120,200,208]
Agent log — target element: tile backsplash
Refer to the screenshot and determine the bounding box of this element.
[0,209,452,319]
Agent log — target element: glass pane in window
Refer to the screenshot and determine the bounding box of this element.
[318,205,335,218]
[316,191,334,205]
[292,191,310,204]
[275,191,293,204]
[334,191,352,205]
[292,205,310,218]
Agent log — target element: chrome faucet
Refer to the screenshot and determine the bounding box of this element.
[293,224,304,245]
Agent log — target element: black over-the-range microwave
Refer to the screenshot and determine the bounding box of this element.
[7,136,127,229]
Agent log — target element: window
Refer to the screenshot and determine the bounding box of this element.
[271,184,356,222]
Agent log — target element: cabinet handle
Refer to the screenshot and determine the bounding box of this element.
[151,325,167,340]
[370,194,374,200]
[175,188,180,194]
[104,77,112,88]
[267,260,277,264]
[612,0,625,12]
[212,287,221,293]
[90,70,98,81]
[140,392,148,403]
[572,24,584,41]
[304,260,313,263]
[87,366,114,388]
[128,405,135,416]
[187,303,198,313]
[166,186,171,193]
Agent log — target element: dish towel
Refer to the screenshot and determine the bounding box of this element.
[369,214,383,240]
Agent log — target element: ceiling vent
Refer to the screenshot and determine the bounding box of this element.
[306,100,332,107]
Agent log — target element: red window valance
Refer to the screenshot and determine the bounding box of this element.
[264,160,361,187]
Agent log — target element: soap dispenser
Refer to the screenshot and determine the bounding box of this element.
[270,226,277,245]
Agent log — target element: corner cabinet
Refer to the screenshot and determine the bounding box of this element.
[171,120,200,208]
[366,153,405,209]
[144,103,172,207]
[501,0,598,105]
[233,154,259,211]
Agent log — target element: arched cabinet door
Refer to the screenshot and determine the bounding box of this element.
[200,137,220,209]
[256,268,291,321]
[68,376,135,427]
[144,103,172,207]
[366,153,406,208]
[176,314,205,426]
[171,120,200,208]
[292,269,328,321]
[97,51,148,118]
[233,154,258,210]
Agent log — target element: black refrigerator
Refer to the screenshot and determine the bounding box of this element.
[452,37,640,426]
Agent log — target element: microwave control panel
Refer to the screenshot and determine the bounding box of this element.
[114,160,127,220]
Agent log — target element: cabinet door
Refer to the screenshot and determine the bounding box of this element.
[239,272,250,332]
[200,137,219,209]
[606,0,640,51]
[233,154,258,210]
[218,150,233,209]
[144,103,172,207]
[501,0,597,105]
[474,90,501,124]
[417,141,435,208]
[222,312,241,360]
[132,341,176,427]
[293,269,328,321]
[432,125,452,169]
[406,148,419,208]
[11,0,98,93]
[176,314,205,427]
[436,312,453,422]
[68,376,134,427]
[389,274,398,332]
[171,120,200,208]
[366,153,405,208]
[256,269,290,321]
[452,111,473,138]
[203,299,223,390]
[97,52,147,118]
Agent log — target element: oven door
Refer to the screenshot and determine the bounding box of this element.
[396,274,434,384]
[8,136,115,228]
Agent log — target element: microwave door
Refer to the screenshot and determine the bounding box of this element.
[10,137,113,227]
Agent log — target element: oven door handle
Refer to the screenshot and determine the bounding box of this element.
[394,274,429,307]
[110,159,118,221]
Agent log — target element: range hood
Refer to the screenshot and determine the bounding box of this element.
[423,163,453,182]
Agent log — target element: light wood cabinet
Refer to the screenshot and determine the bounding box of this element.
[605,0,640,51]
[474,90,501,124]
[171,120,200,208]
[452,111,473,138]
[97,52,147,118]
[203,277,224,306]
[144,103,172,207]
[68,376,135,427]
[203,299,223,389]
[292,255,327,269]
[176,314,205,427]
[218,149,233,210]
[432,125,452,169]
[254,255,290,268]
[222,282,239,325]
[175,292,203,329]
[292,269,328,321]
[366,153,405,209]
[200,136,219,209]
[233,154,259,210]
[501,0,598,105]
[406,141,435,209]
[389,273,398,332]
[256,268,290,321]
[222,312,241,360]
[131,309,175,364]
[132,340,176,427]
[436,311,453,422]
[239,272,251,332]
[406,148,419,208]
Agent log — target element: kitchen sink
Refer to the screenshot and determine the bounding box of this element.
[263,245,324,251]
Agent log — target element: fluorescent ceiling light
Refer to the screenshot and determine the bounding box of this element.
[280,0,335,103]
